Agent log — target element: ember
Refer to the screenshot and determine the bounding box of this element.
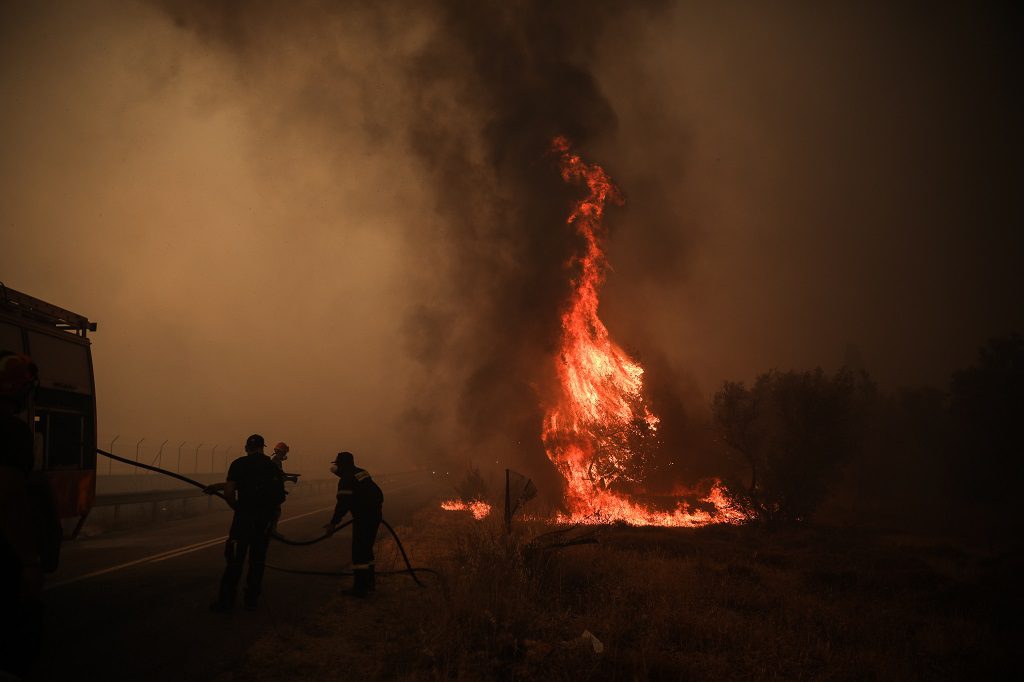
[440,499,492,520]
[543,138,742,527]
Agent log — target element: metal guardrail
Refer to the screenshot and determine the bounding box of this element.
[86,471,424,533]
[89,479,336,531]
[94,479,335,507]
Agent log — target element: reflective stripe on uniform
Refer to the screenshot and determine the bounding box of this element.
[337,490,354,496]
[355,471,370,481]
[352,563,372,569]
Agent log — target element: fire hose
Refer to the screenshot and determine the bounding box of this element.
[95,448,439,587]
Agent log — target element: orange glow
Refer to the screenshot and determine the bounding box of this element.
[543,137,744,527]
[440,498,492,520]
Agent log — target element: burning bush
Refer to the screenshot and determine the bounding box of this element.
[712,368,870,522]
[453,464,489,504]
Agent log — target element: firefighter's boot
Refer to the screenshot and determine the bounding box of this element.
[343,569,369,598]
[367,564,376,592]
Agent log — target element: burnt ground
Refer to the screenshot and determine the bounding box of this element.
[217,509,1023,681]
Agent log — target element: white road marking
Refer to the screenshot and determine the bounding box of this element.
[148,536,229,563]
[46,505,332,589]
[46,536,228,589]
[148,504,342,563]
[46,478,431,590]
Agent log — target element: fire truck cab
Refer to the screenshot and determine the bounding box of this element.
[1,284,97,537]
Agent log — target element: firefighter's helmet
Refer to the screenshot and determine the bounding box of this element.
[274,442,289,454]
[245,434,266,452]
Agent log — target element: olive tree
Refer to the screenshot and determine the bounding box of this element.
[712,368,869,522]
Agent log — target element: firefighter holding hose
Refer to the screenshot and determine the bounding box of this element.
[271,441,300,483]
[324,451,383,597]
[208,434,285,612]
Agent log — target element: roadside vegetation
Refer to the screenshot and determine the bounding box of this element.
[224,508,1019,681]
[713,333,1023,529]
[220,335,1021,680]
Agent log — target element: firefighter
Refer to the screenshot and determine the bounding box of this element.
[266,441,296,534]
[324,451,383,597]
[0,351,42,678]
[271,441,299,483]
[208,434,285,612]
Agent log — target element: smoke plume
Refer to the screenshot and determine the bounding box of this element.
[2,1,1019,486]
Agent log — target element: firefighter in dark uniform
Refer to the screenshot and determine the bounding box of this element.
[324,451,383,597]
[208,434,285,612]
[0,352,43,678]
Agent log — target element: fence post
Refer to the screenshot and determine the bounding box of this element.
[108,435,119,475]
[135,438,145,476]
[194,442,203,474]
[504,468,511,535]
[156,439,168,470]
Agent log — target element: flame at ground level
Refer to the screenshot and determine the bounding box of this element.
[440,499,492,520]
[438,483,744,527]
[556,480,746,526]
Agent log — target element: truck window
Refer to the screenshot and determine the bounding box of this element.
[35,409,86,469]
[0,321,23,353]
[33,388,95,471]
[26,331,92,394]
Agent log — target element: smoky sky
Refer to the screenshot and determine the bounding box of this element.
[1,1,1020,484]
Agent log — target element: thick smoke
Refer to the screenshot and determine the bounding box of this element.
[2,1,1019,490]
[152,0,675,494]
[395,2,656,493]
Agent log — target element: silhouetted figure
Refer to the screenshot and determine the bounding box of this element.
[266,441,297,534]
[208,434,285,612]
[271,441,300,483]
[0,351,42,678]
[324,451,383,597]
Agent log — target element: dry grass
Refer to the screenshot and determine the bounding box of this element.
[221,510,1022,681]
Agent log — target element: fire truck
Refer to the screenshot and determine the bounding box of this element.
[1,284,97,537]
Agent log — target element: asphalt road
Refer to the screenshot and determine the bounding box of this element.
[36,472,444,681]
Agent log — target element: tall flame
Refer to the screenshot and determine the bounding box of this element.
[542,137,741,526]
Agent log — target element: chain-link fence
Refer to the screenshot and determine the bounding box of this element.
[97,433,317,478]
[95,433,329,500]
[91,432,334,531]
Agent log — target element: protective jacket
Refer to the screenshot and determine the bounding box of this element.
[330,466,383,524]
[330,464,383,596]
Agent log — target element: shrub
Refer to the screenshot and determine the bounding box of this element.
[712,368,870,522]
[949,333,1024,514]
[454,464,489,502]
